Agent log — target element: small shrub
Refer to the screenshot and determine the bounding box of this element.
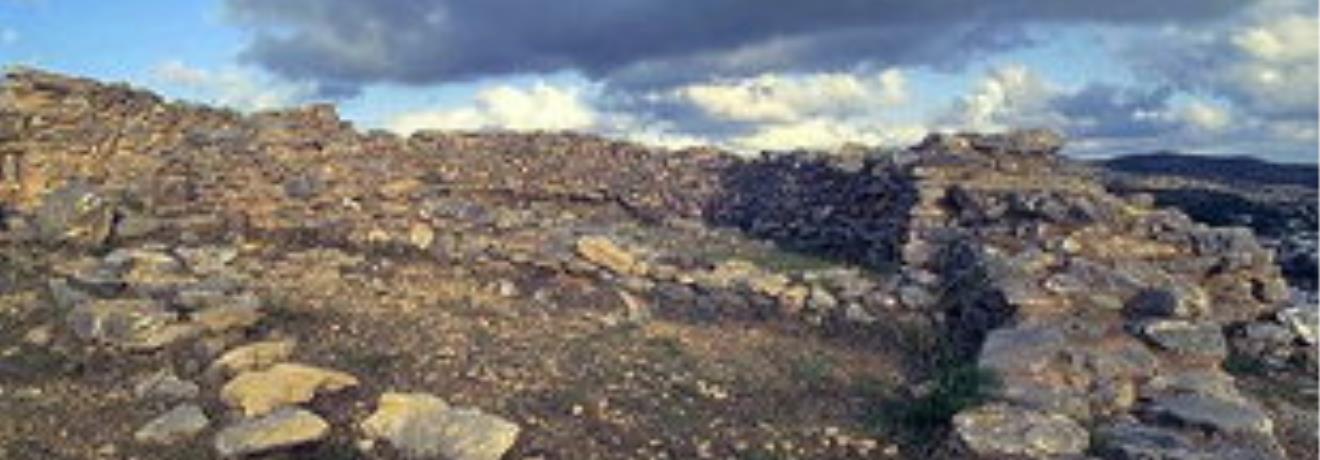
[864,364,999,450]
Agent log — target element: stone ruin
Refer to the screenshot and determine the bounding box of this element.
[0,67,1314,459]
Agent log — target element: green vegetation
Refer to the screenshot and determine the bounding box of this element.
[864,364,1000,451]
[789,353,838,391]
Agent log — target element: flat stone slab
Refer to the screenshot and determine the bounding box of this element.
[1134,320,1227,358]
[362,392,520,460]
[214,407,329,457]
[1148,392,1273,436]
[209,339,296,376]
[220,363,359,417]
[134,403,209,444]
[953,403,1089,459]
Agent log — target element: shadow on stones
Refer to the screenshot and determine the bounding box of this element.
[703,152,916,274]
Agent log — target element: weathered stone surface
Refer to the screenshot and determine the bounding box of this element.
[1277,305,1317,344]
[134,403,209,444]
[214,407,329,457]
[1148,392,1274,436]
[220,363,359,416]
[1134,320,1228,358]
[134,370,200,400]
[576,236,644,276]
[175,245,238,275]
[33,181,114,246]
[191,296,263,333]
[209,339,296,375]
[1125,286,1207,319]
[361,392,520,460]
[953,403,1089,458]
[67,299,197,350]
[409,222,436,250]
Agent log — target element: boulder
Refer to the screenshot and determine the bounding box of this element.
[1124,287,1207,319]
[952,403,1089,458]
[361,392,520,460]
[213,407,329,457]
[134,370,200,400]
[220,363,359,416]
[67,299,198,350]
[1134,320,1228,359]
[209,339,296,375]
[33,181,114,247]
[134,403,209,444]
[575,236,644,276]
[191,293,263,333]
[1147,392,1273,436]
[1277,305,1317,345]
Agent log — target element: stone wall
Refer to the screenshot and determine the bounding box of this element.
[0,68,1311,459]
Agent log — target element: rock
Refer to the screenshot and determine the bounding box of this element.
[806,285,838,311]
[191,293,263,333]
[979,325,1068,375]
[952,403,1089,458]
[48,277,94,310]
[104,247,183,274]
[209,339,295,375]
[1124,287,1206,319]
[576,236,643,276]
[134,403,209,444]
[53,256,126,296]
[33,181,114,247]
[67,299,198,350]
[844,303,877,324]
[409,222,436,250]
[175,245,238,275]
[213,407,329,457]
[361,392,520,460]
[220,363,359,416]
[22,325,52,346]
[1092,422,1202,460]
[134,370,200,400]
[112,211,162,240]
[1277,305,1317,345]
[1147,392,1273,436]
[1134,320,1228,358]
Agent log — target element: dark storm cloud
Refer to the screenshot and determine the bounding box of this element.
[225,0,1254,92]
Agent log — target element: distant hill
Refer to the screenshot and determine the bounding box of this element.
[1099,152,1317,188]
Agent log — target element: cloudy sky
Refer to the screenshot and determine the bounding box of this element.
[1,0,1316,162]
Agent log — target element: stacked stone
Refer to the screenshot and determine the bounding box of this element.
[898,131,1293,459]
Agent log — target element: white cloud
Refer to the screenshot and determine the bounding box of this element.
[1174,100,1232,132]
[1115,0,1317,158]
[947,64,1060,132]
[154,60,209,86]
[386,83,598,134]
[730,118,926,152]
[1220,13,1317,116]
[675,70,907,124]
[151,60,315,112]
